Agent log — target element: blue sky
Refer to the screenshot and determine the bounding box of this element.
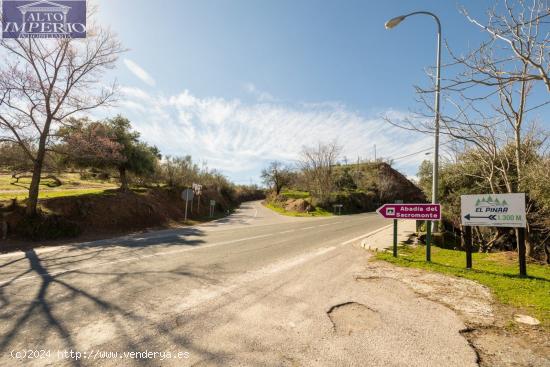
[95,0,548,184]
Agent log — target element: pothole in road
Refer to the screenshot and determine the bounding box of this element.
[327,302,382,335]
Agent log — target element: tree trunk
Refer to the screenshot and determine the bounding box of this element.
[26,163,42,216]
[119,167,128,191]
[26,136,48,216]
[515,128,522,190]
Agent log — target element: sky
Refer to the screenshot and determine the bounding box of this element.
[93,0,549,185]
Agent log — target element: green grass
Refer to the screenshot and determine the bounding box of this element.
[376,245,550,328]
[264,202,332,217]
[280,189,310,200]
[0,173,117,191]
[0,172,119,202]
[0,188,115,201]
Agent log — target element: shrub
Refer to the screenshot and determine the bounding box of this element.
[14,213,81,241]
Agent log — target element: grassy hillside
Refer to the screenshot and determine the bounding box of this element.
[0,172,264,245]
[264,162,425,216]
[0,172,118,201]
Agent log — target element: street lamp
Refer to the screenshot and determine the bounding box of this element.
[385,11,442,233]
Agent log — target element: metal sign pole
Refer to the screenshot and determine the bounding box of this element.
[518,228,527,277]
[462,225,472,269]
[184,196,189,221]
[393,219,398,257]
[426,220,432,262]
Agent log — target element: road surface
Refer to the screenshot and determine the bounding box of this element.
[0,201,478,366]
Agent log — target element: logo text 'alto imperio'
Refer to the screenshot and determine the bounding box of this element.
[2,0,86,39]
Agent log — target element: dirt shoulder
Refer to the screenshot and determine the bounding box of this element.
[358,258,550,367]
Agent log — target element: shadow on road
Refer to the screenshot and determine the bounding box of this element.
[0,227,231,366]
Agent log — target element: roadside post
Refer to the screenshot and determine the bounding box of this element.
[192,183,203,214]
[393,219,398,257]
[461,193,527,276]
[181,188,194,222]
[426,220,432,262]
[209,200,216,218]
[377,202,441,259]
[393,200,403,258]
[462,225,472,269]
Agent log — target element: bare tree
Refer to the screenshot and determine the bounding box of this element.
[461,0,550,92]
[0,21,124,215]
[383,1,550,257]
[299,142,341,204]
[261,161,292,196]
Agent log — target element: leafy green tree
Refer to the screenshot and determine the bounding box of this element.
[334,167,357,192]
[60,116,159,190]
[106,116,160,190]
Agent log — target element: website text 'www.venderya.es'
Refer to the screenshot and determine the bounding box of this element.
[10,349,190,362]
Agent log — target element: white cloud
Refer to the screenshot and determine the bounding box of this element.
[102,87,433,183]
[123,59,156,87]
[243,82,275,102]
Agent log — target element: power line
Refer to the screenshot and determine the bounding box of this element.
[388,141,454,162]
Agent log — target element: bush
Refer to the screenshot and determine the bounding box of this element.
[14,214,81,241]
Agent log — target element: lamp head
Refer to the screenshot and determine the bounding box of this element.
[385,15,406,29]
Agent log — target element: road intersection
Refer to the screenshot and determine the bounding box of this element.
[0,201,478,366]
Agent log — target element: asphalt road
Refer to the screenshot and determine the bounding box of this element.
[0,201,478,366]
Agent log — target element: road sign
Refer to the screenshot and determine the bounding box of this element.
[181,189,194,221]
[209,200,216,218]
[376,203,441,220]
[461,193,526,228]
[192,183,203,194]
[181,189,194,201]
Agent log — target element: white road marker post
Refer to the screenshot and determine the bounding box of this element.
[209,200,216,218]
[181,188,194,222]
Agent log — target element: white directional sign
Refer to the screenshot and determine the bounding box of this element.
[461,193,526,228]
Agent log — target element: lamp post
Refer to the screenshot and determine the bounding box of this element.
[385,11,442,233]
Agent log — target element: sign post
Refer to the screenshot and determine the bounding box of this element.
[192,183,203,214]
[377,203,441,258]
[209,200,216,218]
[333,204,343,215]
[393,219,398,257]
[461,193,527,276]
[426,221,432,262]
[462,225,473,269]
[181,189,194,222]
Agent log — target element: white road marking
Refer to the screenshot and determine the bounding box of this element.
[279,230,296,234]
[175,226,395,311]
[340,224,394,245]
[176,246,338,312]
[0,218,389,287]
[0,233,275,286]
